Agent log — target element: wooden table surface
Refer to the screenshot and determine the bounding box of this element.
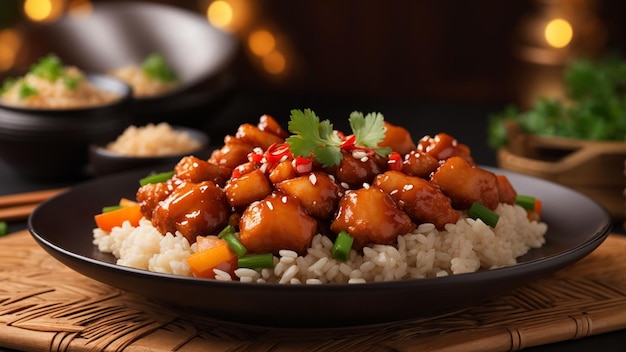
[1,229,625,352]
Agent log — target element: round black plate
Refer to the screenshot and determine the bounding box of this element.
[28,167,612,327]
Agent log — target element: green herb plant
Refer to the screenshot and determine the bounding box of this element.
[488,56,626,149]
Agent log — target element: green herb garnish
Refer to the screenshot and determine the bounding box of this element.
[0,78,16,96]
[18,82,38,99]
[62,75,82,90]
[141,53,178,82]
[286,109,391,167]
[468,202,500,227]
[30,53,64,81]
[488,56,626,149]
[350,111,392,157]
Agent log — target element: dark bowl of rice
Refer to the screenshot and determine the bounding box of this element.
[0,70,132,181]
[19,1,238,128]
[88,123,211,177]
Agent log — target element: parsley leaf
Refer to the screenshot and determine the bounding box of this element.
[30,54,64,81]
[286,109,342,167]
[286,108,392,167]
[141,53,178,82]
[18,82,38,99]
[349,111,392,157]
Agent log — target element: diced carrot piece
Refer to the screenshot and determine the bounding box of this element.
[119,198,138,207]
[186,236,237,279]
[527,198,543,222]
[94,204,143,232]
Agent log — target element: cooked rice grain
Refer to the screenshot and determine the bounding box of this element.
[93,203,547,284]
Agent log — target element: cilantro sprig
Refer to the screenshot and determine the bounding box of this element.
[286,109,391,167]
[141,53,178,82]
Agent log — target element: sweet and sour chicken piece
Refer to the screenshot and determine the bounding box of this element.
[430,156,499,210]
[209,135,255,169]
[223,168,273,209]
[401,150,440,179]
[379,122,415,156]
[136,178,183,219]
[174,155,231,187]
[151,181,230,244]
[374,171,459,229]
[329,150,384,189]
[275,171,344,219]
[331,186,414,249]
[239,192,318,255]
[417,133,474,164]
[235,123,284,150]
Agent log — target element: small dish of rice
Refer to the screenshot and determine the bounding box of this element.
[0,54,121,109]
[105,122,203,157]
[89,122,210,176]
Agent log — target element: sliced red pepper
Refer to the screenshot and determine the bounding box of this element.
[293,157,313,174]
[387,152,403,171]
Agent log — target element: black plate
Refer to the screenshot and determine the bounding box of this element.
[28,167,612,327]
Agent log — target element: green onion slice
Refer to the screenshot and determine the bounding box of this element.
[468,202,500,227]
[102,205,123,213]
[221,232,247,257]
[139,171,174,186]
[0,221,7,236]
[515,195,536,211]
[238,253,274,269]
[332,230,354,262]
[217,225,247,256]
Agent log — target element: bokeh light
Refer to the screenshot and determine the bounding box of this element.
[23,0,65,23]
[0,29,22,72]
[544,18,573,48]
[262,50,286,75]
[248,29,276,57]
[207,0,233,29]
[68,0,93,17]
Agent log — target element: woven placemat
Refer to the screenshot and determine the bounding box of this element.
[1,230,625,352]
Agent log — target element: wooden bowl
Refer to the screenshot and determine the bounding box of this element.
[497,133,626,222]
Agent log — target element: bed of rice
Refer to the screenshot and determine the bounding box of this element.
[93,202,547,284]
[109,66,179,97]
[105,122,202,157]
[0,67,120,109]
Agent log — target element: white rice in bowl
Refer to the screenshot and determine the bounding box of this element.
[93,203,547,284]
[1,66,120,109]
[105,122,202,157]
[109,66,179,98]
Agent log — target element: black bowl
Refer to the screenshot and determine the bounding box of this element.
[0,74,132,181]
[89,126,211,177]
[18,1,238,127]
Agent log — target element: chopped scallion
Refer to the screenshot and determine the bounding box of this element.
[515,195,536,211]
[221,232,247,257]
[139,171,174,186]
[102,205,123,213]
[217,224,236,238]
[238,253,274,269]
[216,225,247,256]
[0,221,7,236]
[332,230,354,262]
[468,202,499,227]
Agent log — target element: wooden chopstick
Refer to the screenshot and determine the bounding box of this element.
[0,188,67,222]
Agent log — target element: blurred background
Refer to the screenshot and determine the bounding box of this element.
[0,0,625,166]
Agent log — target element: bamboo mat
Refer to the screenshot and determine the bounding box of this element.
[1,230,626,352]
